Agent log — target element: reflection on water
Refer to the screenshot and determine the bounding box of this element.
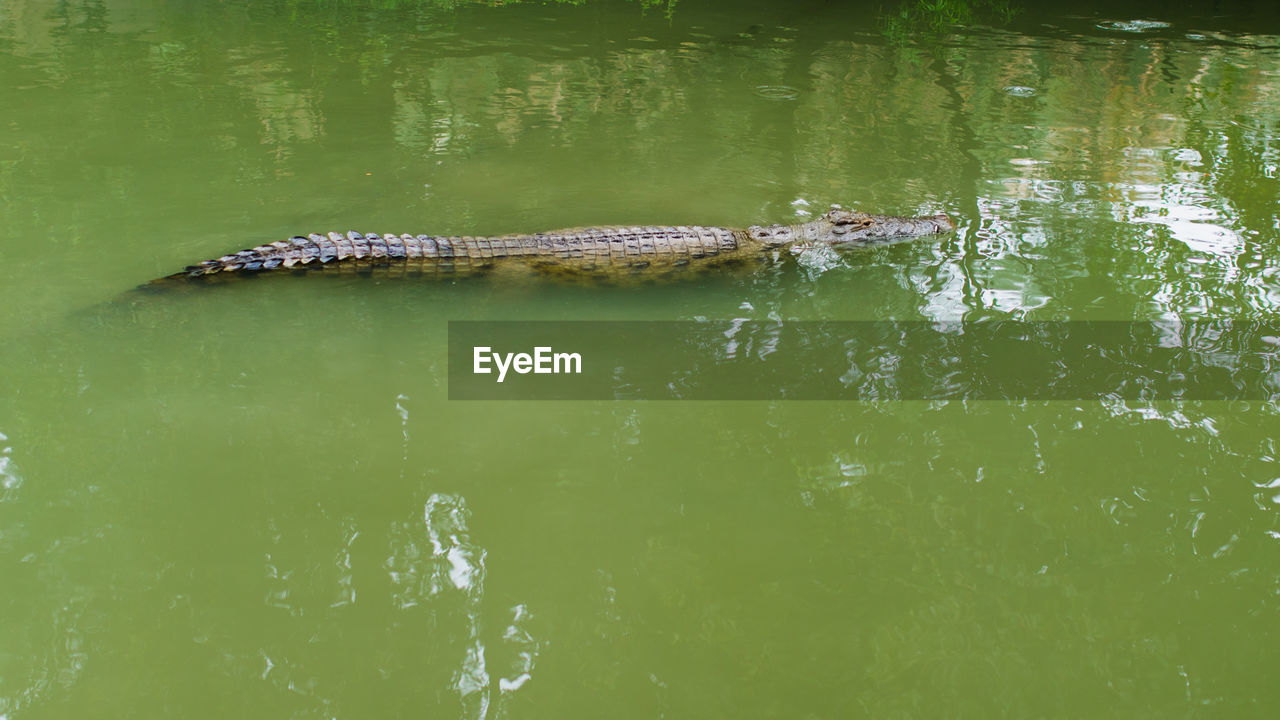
[388,494,538,718]
[0,428,92,719]
[0,430,21,502]
[1,0,1280,717]
[251,493,539,717]
[1,0,1277,325]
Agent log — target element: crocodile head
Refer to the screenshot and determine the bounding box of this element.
[749,207,955,248]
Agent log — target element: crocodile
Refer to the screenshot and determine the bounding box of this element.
[164,207,954,283]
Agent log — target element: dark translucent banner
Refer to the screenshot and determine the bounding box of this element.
[447,320,1280,401]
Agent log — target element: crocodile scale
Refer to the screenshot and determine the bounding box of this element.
[183,226,742,278]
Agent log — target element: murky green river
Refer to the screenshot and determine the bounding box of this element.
[2,0,1279,716]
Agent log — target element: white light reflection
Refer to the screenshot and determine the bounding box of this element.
[0,430,21,502]
[389,493,541,719]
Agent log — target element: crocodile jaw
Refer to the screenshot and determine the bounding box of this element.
[828,213,955,245]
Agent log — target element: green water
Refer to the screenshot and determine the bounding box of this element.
[2,0,1279,716]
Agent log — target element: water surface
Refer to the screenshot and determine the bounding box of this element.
[1,0,1278,717]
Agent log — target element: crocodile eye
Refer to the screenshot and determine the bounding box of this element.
[750,225,792,245]
[826,209,870,226]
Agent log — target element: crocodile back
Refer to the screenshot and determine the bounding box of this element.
[177,226,746,278]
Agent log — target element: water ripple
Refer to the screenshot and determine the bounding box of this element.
[1096,19,1172,33]
[753,84,800,101]
[1002,85,1037,97]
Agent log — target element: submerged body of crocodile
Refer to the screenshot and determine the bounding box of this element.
[168,207,954,282]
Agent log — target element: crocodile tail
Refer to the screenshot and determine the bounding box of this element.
[179,239,296,278]
[144,239,286,290]
[178,232,344,278]
[175,231,408,278]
